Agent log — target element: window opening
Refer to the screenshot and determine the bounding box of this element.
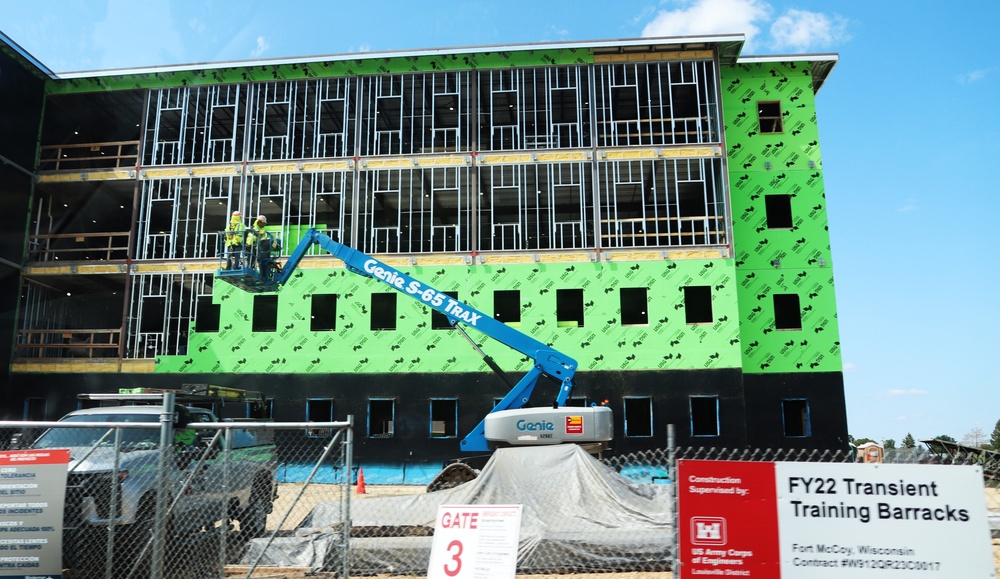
[431,291,459,330]
[624,397,653,437]
[368,399,395,438]
[758,101,783,134]
[306,398,334,438]
[311,294,338,331]
[252,294,278,332]
[683,285,712,324]
[556,288,585,328]
[246,398,274,419]
[430,399,459,438]
[782,399,810,437]
[493,290,521,325]
[620,287,648,325]
[194,296,220,332]
[765,194,793,229]
[690,396,720,437]
[371,293,397,331]
[774,293,802,331]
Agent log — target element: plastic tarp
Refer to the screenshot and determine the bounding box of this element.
[243,444,674,573]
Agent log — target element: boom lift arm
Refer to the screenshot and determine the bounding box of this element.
[218,228,611,452]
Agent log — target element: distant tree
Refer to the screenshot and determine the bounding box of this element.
[935,434,956,443]
[962,427,987,448]
[883,439,896,449]
[902,433,916,448]
[853,437,875,446]
[991,420,1000,450]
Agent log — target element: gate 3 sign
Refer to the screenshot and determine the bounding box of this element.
[676,459,994,578]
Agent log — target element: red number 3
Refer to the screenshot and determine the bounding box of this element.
[443,539,463,576]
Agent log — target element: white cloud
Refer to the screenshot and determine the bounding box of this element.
[898,199,918,212]
[957,67,994,84]
[251,36,269,58]
[640,1,849,54]
[876,388,929,399]
[770,9,849,51]
[842,362,857,372]
[641,0,772,51]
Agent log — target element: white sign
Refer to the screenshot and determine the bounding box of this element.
[776,461,993,577]
[427,504,522,579]
[0,449,69,578]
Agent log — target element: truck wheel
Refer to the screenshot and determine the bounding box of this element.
[239,477,273,538]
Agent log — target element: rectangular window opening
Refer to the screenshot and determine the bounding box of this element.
[782,399,811,437]
[431,291,459,330]
[765,194,794,229]
[252,294,279,332]
[430,399,459,438]
[493,290,521,325]
[774,293,802,330]
[371,293,397,331]
[623,397,653,437]
[306,398,334,438]
[311,294,338,331]
[246,398,274,419]
[556,288,585,328]
[194,296,221,333]
[690,396,719,437]
[683,286,713,324]
[368,399,395,438]
[758,101,783,134]
[620,287,648,325]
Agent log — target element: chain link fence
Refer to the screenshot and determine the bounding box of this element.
[2,412,1000,578]
[0,401,353,579]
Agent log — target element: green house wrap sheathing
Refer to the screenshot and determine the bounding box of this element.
[722,60,841,374]
[46,48,594,94]
[157,259,746,374]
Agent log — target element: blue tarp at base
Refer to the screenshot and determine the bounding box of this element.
[276,462,444,485]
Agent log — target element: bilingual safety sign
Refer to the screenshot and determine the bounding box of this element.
[0,449,70,579]
[677,459,994,578]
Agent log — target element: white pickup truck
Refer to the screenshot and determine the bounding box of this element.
[28,393,277,570]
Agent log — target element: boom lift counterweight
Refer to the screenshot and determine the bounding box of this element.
[217,228,612,452]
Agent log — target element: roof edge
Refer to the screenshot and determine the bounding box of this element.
[52,34,747,79]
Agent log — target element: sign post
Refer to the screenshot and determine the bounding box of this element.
[427,504,522,579]
[678,459,994,577]
[0,449,70,579]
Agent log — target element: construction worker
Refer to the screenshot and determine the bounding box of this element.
[224,210,245,269]
[245,214,269,273]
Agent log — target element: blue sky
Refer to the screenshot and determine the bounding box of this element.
[1,0,997,446]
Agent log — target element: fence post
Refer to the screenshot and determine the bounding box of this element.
[342,415,354,579]
[667,423,677,577]
[151,391,175,579]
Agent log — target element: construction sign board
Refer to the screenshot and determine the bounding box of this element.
[428,504,522,579]
[0,449,70,578]
[677,459,993,577]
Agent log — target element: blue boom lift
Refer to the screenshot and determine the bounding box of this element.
[217,228,612,452]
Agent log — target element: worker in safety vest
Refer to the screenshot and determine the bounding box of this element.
[224,210,245,269]
[245,214,269,272]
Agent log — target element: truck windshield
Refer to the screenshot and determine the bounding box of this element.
[32,414,160,449]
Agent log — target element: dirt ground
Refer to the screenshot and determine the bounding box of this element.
[228,484,1000,578]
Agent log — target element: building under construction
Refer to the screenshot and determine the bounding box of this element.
[0,31,847,477]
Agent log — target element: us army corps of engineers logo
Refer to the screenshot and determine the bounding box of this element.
[690,516,727,545]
